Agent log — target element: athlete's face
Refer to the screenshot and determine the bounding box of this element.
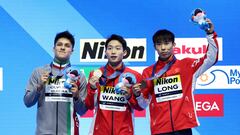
[53,37,73,62]
[105,40,126,67]
[155,41,175,61]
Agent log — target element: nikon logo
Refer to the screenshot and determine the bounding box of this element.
[80,38,146,62]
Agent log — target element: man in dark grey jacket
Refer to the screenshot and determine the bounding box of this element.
[24,31,88,135]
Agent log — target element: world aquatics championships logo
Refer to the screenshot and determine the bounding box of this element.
[196,66,240,89]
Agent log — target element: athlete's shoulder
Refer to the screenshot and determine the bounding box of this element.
[143,63,155,72]
[124,67,141,75]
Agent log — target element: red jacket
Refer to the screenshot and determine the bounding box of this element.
[85,64,143,135]
[139,32,218,134]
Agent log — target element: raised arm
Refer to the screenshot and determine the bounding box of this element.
[192,18,219,78]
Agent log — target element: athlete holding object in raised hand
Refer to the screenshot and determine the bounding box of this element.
[132,12,219,135]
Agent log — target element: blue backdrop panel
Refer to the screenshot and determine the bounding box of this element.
[0,1,240,135]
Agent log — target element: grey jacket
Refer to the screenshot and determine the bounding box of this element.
[24,63,88,135]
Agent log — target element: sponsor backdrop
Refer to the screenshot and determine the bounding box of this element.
[0,1,239,135]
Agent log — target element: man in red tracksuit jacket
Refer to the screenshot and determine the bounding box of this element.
[85,34,143,135]
[133,19,218,135]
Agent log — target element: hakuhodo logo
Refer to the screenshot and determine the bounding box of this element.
[155,37,223,61]
[80,38,146,62]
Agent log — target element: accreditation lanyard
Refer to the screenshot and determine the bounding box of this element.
[99,64,126,86]
[49,62,71,80]
[151,56,176,80]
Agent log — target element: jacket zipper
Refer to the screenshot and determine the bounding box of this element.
[56,102,58,135]
[56,64,62,135]
[112,111,114,135]
[169,101,174,132]
[112,80,115,135]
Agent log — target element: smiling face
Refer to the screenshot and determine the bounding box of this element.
[105,40,127,67]
[53,37,73,62]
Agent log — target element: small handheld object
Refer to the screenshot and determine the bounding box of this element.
[115,77,131,94]
[191,8,210,30]
[115,82,125,94]
[64,69,79,89]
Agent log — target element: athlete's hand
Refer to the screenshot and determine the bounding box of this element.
[70,82,79,99]
[89,76,99,90]
[132,83,142,97]
[37,70,50,91]
[40,71,49,83]
[205,18,214,34]
[121,85,131,100]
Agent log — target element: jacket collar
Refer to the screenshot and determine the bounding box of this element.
[157,55,175,65]
[52,58,70,69]
[106,62,124,73]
